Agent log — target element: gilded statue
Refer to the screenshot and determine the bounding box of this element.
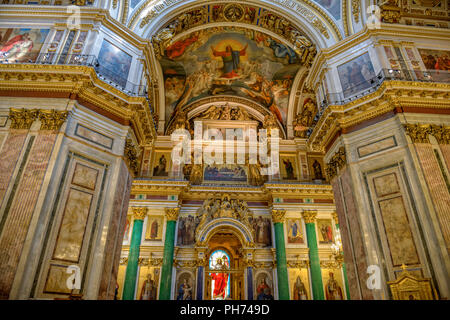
[197,104,253,121]
[248,161,265,186]
[190,163,203,185]
[293,99,317,138]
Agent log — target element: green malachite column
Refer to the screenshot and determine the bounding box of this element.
[272,209,290,300]
[302,210,325,300]
[159,207,179,300]
[122,207,147,300]
[332,212,351,300]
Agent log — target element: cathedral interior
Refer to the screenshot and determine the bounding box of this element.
[0,0,449,301]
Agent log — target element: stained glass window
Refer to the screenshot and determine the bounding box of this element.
[209,250,231,299]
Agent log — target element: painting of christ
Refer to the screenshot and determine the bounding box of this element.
[209,250,231,300]
[211,44,248,78]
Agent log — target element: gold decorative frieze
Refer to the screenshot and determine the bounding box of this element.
[320,259,342,269]
[352,0,360,23]
[325,147,347,180]
[271,209,286,224]
[173,259,198,269]
[165,207,180,221]
[9,108,38,130]
[39,109,69,131]
[301,210,317,224]
[287,260,310,269]
[431,125,450,144]
[124,138,139,176]
[132,207,148,220]
[403,124,432,143]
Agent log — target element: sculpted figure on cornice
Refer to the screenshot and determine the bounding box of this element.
[196,104,255,121]
[293,98,318,138]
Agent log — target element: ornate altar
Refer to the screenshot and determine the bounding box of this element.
[387,265,437,300]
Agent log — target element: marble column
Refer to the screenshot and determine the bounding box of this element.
[272,209,289,300]
[159,207,179,300]
[302,210,324,300]
[122,207,147,300]
[332,211,351,300]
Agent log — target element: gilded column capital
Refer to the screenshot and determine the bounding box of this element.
[132,207,147,220]
[124,138,139,176]
[403,123,431,143]
[165,207,180,221]
[9,108,38,130]
[39,109,69,131]
[431,125,450,145]
[302,210,318,224]
[271,209,286,224]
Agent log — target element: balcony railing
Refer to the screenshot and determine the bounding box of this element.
[321,68,450,109]
[0,53,148,97]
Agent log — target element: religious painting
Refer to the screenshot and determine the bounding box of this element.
[287,219,304,244]
[313,0,341,20]
[255,272,274,300]
[418,48,450,71]
[309,157,325,181]
[97,40,132,87]
[123,215,131,243]
[280,155,298,180]
[159,27,303,127]
[137,267,160,300]
[209,250,231,300]
[337,53,376,98]
[0,28,49,63]
[322,269,345,300]
[249,215,272,247]
[152,152,171,177]
[317,219,334,244]
[145,216,163,241]
[289,268,310,300]
[203,164,247,183]
[177,214,200,246]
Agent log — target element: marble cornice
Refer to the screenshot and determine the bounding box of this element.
[308,81,450,152]
[0,64,156,146]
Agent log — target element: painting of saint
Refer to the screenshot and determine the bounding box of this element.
[337,53,376,98]
[293,275,309,300]
[317,219,334,244]
[177,215,199,246]
[140,274,156,300]
[287,219,303,244]
[255,274,274,300]
[97,40,132,87]
[145,216,163,241]
[0,28,49,63]
[418,49,450,71]
[312,159,324,180]
[123,216,131,242]
[153,154,169,177]
[176,274,194,300]
[250,216,272,247]
[280,156,298,180]
[314,0,341,20]
[324,272,344,300]
[209,250,230,300]
[159,27,302,128]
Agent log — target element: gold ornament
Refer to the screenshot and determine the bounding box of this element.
[431,125,450,144]
[271,209,286,224]
[165,207,180,221]
[39,109,69,131]
[403,124,432,143]
[301,210,317,224]
[132,207,147,220]
[325,146,347,180]
[124,138,139,176]
[9,108,38,130]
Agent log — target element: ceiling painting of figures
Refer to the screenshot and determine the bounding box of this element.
[159,27,306,128]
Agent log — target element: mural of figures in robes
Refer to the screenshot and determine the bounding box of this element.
[176,273,194,300]
[293,275,309,300]
[153,154,169,177]
[418,49,450,72]
[159,27,303,128]
[317,219,334,244]
[287,219,304,244]
[209,250,231,300]
[177,214,200,246]
[140,274,156,300]
[97,40,132,88]
[249,216,272,247]
[0,28,49,63]
[280,156,298,180]
[337,53,376,98]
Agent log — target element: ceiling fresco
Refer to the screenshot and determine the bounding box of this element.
[159,26,312,128]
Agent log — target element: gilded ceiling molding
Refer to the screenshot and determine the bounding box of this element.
[132,207,148,220]
[403,124,432,144]
[342,0,349,36]
[0,64,156,146]
[301,209,317,224]
[39,109,69,131]
[351,0,360,24]
[9,108,38,130]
